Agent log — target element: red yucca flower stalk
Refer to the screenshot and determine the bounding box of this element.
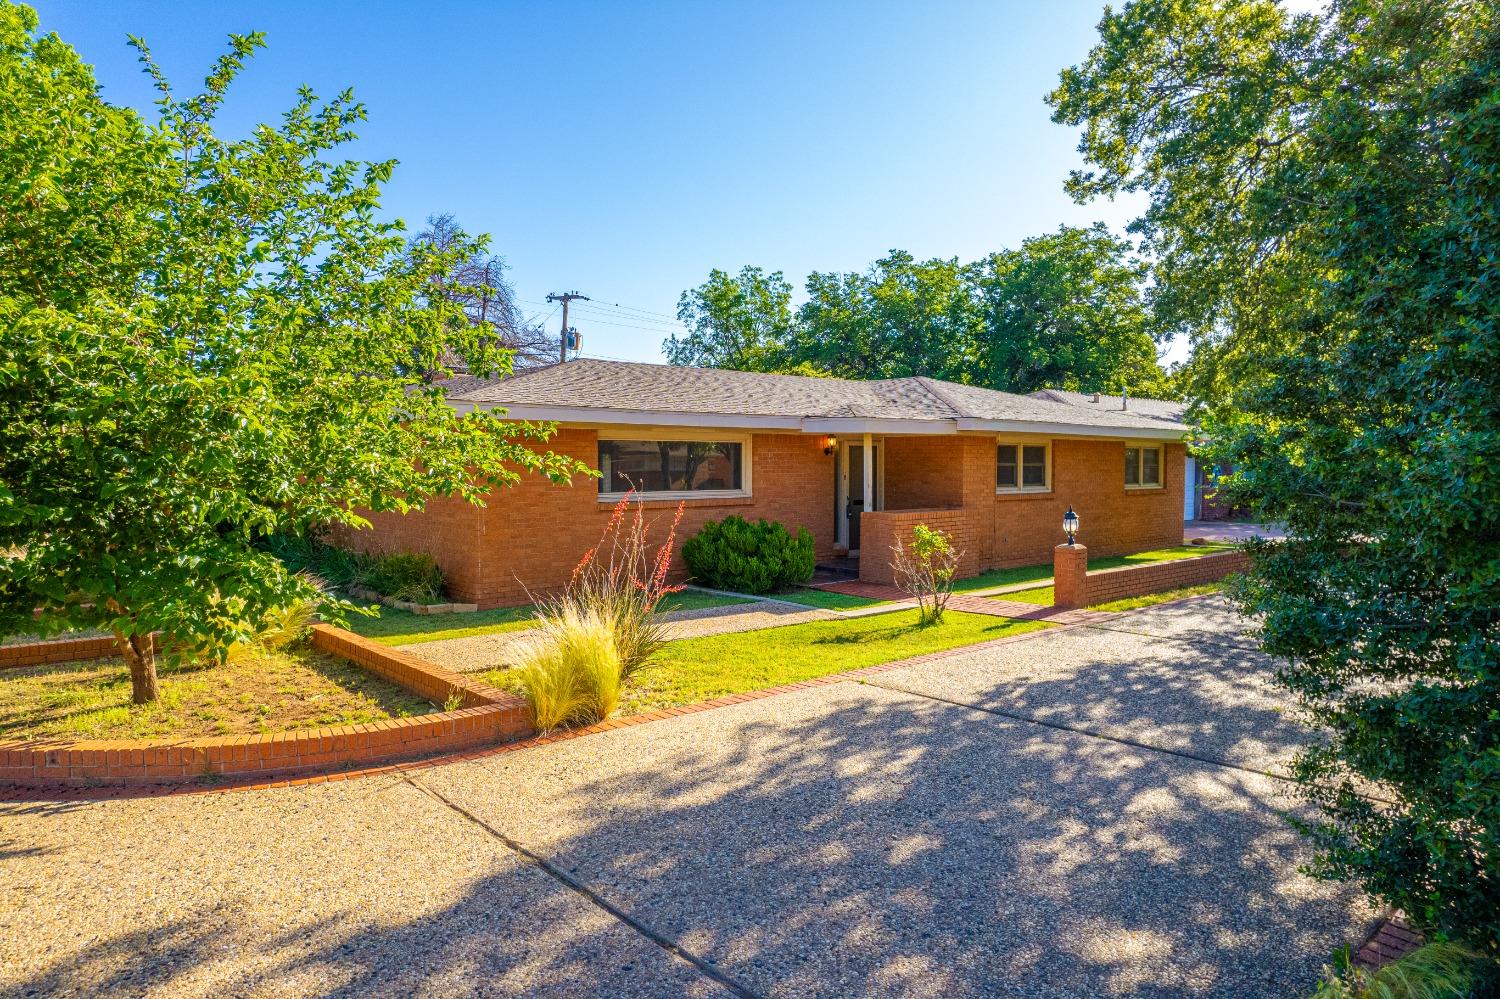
[557,492,683,681]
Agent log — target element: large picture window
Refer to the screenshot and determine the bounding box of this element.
[598,438,746,497]
[997,442,1049,493]
[1125,445,1163,488]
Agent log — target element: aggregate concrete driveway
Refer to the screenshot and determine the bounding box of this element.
[0,596,1375,998]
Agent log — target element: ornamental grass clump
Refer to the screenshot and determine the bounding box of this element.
[560,491,685,678]
[511,603,622,731]
[516,493,684,729]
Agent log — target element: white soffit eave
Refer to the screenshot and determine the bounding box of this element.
[451,401,1184,440]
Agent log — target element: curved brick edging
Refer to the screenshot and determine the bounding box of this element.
[0,624,534,788]
[1,634,153,671]
[0,615,1089,800]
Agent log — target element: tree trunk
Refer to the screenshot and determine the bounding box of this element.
[115,631,159,704]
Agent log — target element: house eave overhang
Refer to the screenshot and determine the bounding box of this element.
[953,418,1186,441]
[450,400,1185,440]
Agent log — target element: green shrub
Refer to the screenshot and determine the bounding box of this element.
[511,602,623,731]
[681,516,815,594]
[359,551,444,603]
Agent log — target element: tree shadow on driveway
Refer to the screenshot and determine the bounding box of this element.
[3,607,1371,998]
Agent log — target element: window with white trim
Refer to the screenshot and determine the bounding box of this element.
[598,437,747,497]
[997,442,1050,493]
[1125,445,1163,488]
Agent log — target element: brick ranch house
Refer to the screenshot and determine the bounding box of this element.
[343,359,1189,609]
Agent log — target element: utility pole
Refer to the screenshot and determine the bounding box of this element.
[546,290,590,363]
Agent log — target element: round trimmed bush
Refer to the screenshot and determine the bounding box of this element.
[682,515,815,594]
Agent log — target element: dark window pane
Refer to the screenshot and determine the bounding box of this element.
[1125,447,1140,485]
[1022,446,1047,487]
[1142,447,1160,485]
[598,440,743,493]
[996,444,1017,488]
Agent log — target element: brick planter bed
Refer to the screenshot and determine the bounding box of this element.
[0,624,534,788]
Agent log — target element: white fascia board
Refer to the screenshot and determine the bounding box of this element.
[953,418,1186,441]
[458,401,803,431]
[800,417,958,435]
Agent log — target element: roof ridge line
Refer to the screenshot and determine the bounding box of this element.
[906,375,970,418]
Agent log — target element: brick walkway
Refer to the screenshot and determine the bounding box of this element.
[805,581,1113,625]
[1354,912,1423,970]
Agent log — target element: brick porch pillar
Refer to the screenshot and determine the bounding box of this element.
[1053,543,1089,609]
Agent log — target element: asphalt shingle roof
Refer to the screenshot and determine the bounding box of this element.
[442,359,1184,433]
[1029,388,1187,423]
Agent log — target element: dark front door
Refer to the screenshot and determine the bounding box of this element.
[845,444,880,551]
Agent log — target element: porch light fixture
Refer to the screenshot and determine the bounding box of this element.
[823,435,839,456]
[1062,506,1080,546]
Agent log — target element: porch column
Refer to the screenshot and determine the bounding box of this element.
[862,432,874,517]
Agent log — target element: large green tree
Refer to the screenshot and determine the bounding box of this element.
[790,250,979,381]
[0,4,584,703]
[1053,0,1499,946]
[666,266,794,370]
[671,236,1168,394]
[973,224,1167,396]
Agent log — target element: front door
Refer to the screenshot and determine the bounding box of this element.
[844,443,881,552]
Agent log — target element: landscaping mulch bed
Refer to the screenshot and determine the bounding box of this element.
[0,644,439,741]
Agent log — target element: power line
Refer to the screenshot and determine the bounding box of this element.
[545,290,589,363]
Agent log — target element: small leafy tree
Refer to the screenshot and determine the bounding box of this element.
[891,525,961,625]
[0,5,586,702]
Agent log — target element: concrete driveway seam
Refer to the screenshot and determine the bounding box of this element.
[857,677,1291,785]
[406,776,765,999]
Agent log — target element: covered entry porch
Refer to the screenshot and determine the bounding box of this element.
[825,431,993,586]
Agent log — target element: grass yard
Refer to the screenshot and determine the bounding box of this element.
[952,543,1236,593]
[345,589,752,646]
[0,645,437,741]
[995,581,1226,611]
[773,588,895,611]
[483,609,1047,715]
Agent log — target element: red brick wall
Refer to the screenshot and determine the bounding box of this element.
[990,439,1185,569]
[1082,549,1248,606]
[349,428,837,609]
[883,437,965,510]
[343,428,1183,608]
[858,508,976,585]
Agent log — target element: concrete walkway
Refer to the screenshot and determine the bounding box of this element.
[0,596,1374,998]
[402,600,843,673]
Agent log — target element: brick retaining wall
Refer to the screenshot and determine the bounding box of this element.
[0,625,534,787]
[1052,547,1249,609]
[0,634,153,671]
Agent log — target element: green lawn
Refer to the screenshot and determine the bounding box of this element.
[485,609,1047,714]
[996,581,1226,611]
[345,589,751,646]
[952,543,1236,593]
[773,588,895,611]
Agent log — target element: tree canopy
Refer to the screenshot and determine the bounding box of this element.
[1054,0,1500,946]
[669,227,1170,397]
[0,3,585,702]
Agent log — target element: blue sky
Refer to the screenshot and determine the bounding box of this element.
[31,1,1182,365]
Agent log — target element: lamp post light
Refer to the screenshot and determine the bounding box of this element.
[1062,506,1080,546]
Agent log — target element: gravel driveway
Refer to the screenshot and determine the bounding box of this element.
[0,595,1374,998]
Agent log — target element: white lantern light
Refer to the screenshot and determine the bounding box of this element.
[1062,506,1080,545]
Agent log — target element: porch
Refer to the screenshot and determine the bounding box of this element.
[827,432,992,587]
